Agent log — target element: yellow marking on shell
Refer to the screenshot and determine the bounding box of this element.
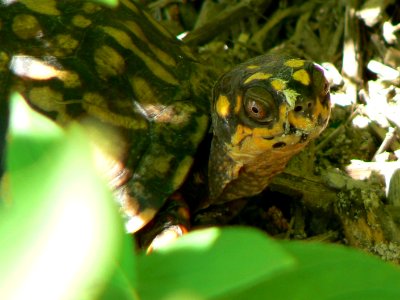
[62,71,81,88]
[231,124,253,146]
[12,14,42,39]
[246,65,259,70]
[284,59,305,68]
[244,72,272,84]
[148,44,176,67]
[101,26,178,85]
[130,76,159,104]
[153,154,174,175]
[94,45,125,79]
[82,92,147,130]
[172,156,194,189]
[271,79,286,91]
[19,0,60,15]
[293,69,311,86]
[72,15,92,28]
[82,2,101,14]
[181,45,197,61]
[142,10,173,38]
[190,114,209,146]
[122,21,176,67]
[0,52,9,72]
[234,95,242,114]
[215,95,230,118]
[123,20,148,41]
[120,0,140,13]
[53,34,79,56]
[29,87,65,112]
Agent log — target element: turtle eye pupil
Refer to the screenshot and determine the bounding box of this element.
[244,87,276,123]
[246,100,268,121]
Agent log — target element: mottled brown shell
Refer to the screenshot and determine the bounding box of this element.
[0,0,209,232]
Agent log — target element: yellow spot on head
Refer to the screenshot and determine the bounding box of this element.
[244,72,272,84]
[293,69,311,85]
[271,79,286,91]
[215,95,230,118]
[72,15,92,28]
[288,111,314,132]
[284,59,305,68]
[231,124,253,146]
[94,45,125,79]
[12,14,42,39]
[246,65,259,70]
[234,95,242,114]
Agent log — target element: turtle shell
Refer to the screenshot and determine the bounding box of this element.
[0,0,210,232]
[0,1,331,234]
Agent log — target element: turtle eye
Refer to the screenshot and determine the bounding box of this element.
[244,86,276,123]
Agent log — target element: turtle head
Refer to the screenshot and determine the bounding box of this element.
[208,55,331,202]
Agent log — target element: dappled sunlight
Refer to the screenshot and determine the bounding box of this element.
[0,97,123,300]
[9,93,62,139]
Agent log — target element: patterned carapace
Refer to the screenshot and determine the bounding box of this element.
[0,0,330,233]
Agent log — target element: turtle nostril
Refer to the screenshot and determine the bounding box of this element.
[294,105,303,112]
[272,142,286,148]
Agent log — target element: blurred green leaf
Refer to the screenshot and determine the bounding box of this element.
[0,93,128,300]
[137,227,295,300]
[222,241,400,300]
[100,232,139,300]
[93,0,119,8]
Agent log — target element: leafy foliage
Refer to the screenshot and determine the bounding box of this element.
[1,95,400,299]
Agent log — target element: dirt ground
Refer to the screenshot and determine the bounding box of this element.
[141,0,400,262]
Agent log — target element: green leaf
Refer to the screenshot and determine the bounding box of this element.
[137,227,295,300]
[93,0,119,8]
[0,93,127,299]
[100,233,139,300]
[223,241,400,300]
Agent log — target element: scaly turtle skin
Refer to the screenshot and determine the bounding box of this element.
[0,0,331,234]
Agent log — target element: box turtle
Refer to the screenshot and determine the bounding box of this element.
[0,0,331,235]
